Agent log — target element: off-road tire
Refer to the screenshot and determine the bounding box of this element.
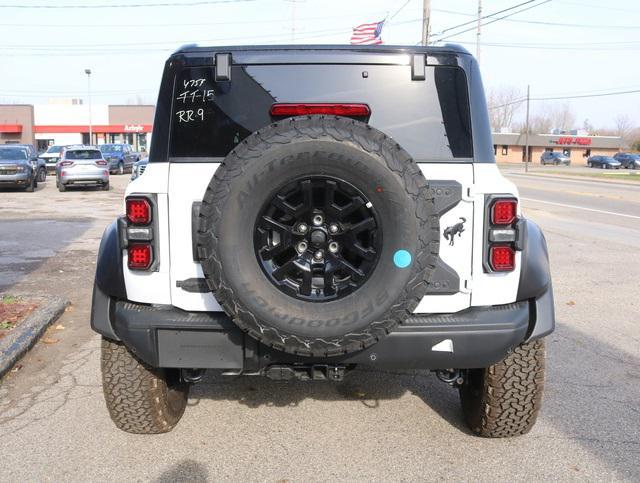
[100,337,189,434]
[197,115,440,357]
[459,339,545,438]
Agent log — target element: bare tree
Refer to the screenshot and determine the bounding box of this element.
[614,114,633,143]
[486,86,524,132]
[550,103,576,132]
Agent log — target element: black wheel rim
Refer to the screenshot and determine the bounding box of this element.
[254,176,381,302]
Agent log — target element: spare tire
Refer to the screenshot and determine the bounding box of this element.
[197,115,439,357]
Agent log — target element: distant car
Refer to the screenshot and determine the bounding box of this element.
[56,146,110,192]
[587,155,621,169]
[99,144,139,175]
[0,145,38,192]
[540,151,570,166]
[613,152,640,169]
[15,144,46,182]
[39,145,64,174]
[130,157,148,181]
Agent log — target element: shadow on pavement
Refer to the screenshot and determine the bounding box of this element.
[187,320,639,479]
[0,218,92,292]
[155,459,209,483]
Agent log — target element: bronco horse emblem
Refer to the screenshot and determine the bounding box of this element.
[443,217,466,246]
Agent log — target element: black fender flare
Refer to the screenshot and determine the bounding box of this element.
[90,219,127,340]
[516,218,555,341]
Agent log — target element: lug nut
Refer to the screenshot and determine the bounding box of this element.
[328,223,339,234]
[297,223,308,233]
[312,214,324,226]
[297,241,308,253]
[328,242,339,253]
[314,250,324,261]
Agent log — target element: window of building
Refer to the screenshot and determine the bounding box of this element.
[545,148,553,152]
[583,148,591,158]
[501,145,508,155]
[493,144,497,155]
[563,148,571,156]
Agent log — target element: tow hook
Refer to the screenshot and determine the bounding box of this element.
[435,369,465,387]
[181,368,206,384]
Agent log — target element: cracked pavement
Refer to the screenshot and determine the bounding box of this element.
[0,169,638,481]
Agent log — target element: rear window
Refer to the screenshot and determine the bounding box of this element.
[47,146,62,154]
[100,145,123,153]
[66,149,102,160]
[169,64,472,161]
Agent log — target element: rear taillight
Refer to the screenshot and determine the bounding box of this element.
[127,243,152,270]
[491,199,517,225]
[126,197,151,225]
[95,160,107,166]
[489,245,515,271]
[124,196,155,271]
[486,197,519,272]
[60,160,74,166]
[270,103,371,117]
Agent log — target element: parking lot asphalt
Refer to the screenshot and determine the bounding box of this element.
[0,170,638,481]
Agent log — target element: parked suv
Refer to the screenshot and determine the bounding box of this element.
[91,45,555,437]
[99,143,139,175]
[540,151,570,166]
[613,152,640,169]
[56,145,110,191]
[0,145,38,191]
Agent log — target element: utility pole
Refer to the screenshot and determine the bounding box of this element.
[524,84,530,173]
[85,68,92,145]
[421,0,431,46]
[476,0,482,62]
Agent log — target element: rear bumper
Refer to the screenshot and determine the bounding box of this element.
[60,172,109,184]
[91,284,554,372]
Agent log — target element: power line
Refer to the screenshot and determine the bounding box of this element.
[430,7,640,30]
[488,88,640,110]
[430,0,539,38]
[433,0,551,43]
[387,0,412,22]
[0,0,254,8]
[456,40,640,51]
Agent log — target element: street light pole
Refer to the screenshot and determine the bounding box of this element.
[476,0,482,62]
[421,0,431,46]
[525,84,530,173]
[85,68,92,145]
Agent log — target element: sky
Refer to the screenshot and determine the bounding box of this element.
[1,0,639,130]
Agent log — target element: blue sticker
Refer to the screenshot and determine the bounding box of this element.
[393,250,412,269]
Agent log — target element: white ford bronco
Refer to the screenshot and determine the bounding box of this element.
[91,44,554,437]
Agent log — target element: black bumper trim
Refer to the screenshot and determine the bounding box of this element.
[109,300,531,371]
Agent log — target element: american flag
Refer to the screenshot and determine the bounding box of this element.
[350,20,385,45]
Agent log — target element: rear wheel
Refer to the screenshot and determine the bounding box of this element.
[460,339,545,438]
[37,167,46,182]
[58,182,66,192]
[102,181,110,191]
[101,337,189,434]
[587,162,592,167]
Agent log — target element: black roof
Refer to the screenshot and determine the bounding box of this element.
[172,43,470,57]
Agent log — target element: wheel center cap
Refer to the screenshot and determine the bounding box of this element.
[310,229,326,246]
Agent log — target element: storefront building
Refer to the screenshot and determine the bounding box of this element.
[0,103,154,152]
[492,132,622,164]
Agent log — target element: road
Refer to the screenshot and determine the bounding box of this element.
[0,171,638,481]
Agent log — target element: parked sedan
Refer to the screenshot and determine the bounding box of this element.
[130,157,148,181]
[56,146,110,191]
[540,151,571,166]
[0,145,38,192]
[613,152,640,169]
[587,155,622,169]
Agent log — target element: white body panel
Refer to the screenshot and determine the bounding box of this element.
[167,163,222,311]
[470,163,521,306]
[122,162,521,314]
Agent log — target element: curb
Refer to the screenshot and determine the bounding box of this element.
[502,170,640,187]
[0,295,69,379]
